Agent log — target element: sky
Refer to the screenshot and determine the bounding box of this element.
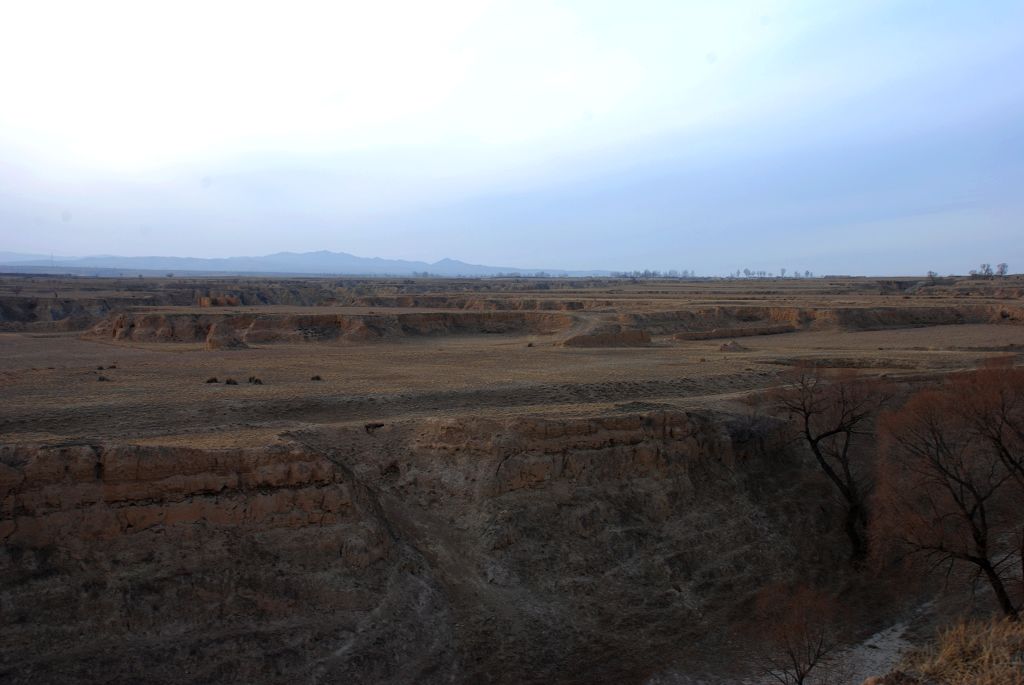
[0,0,1022,275]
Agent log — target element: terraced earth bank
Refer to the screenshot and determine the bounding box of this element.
[86,310,578,344]
[79,302,1024,349]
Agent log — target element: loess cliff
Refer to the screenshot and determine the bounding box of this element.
[0,411,836,684]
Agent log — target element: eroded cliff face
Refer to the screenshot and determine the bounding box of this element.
[0,298,123,331]
[618,304,1024,335]
[0,412,835,684]
[81,303,1024,348]
[85,310,576,344]
[0,283,330,331]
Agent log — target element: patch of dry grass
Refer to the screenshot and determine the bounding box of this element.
[899,618,1024,685]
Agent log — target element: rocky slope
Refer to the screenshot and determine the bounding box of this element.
[0,411,841,684]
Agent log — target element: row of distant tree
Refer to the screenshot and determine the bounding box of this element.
[51,262,1014,282]
[609,269,696,278]
[926,262,1010,282]
[968,262,1009,278]
[615,268,816,278]
[726,268,815,278]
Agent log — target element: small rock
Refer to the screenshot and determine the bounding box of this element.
[719,340,749,352]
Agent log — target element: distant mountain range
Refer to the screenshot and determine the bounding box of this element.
[0,251,613,277]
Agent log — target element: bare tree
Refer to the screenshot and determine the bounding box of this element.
[875,377,1023,620]
[773,366,888,563]
[981,263,994,278]
[947,362,1024,490]
[997,263,1009,277]
[753,584,841,684]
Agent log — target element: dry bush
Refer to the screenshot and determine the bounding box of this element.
[899,618,1024,685]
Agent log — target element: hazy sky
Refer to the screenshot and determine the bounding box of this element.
[1,1,1022,274]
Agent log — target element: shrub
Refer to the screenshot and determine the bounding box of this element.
[205,377,218,383]
[310,375,322,381]
[225,378,238,385]
[898,618,1024,685]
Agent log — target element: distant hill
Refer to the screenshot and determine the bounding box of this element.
[0,251,55,263]
[0,250,613,277]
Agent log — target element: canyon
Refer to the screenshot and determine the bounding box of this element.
[2,273,1023,683]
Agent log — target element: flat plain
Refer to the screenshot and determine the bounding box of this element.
[3,274,1022,446]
